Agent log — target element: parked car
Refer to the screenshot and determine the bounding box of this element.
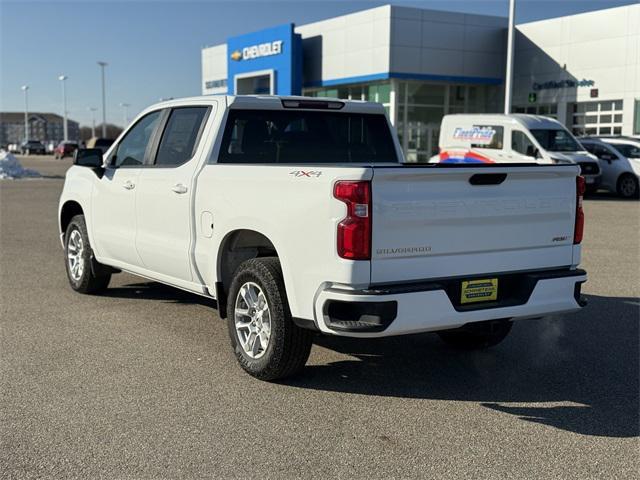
[85,137,114,154]
[54,141,78,159]
[580,137,640,199]
[58,96,587,381]
[20,140,46,155]
[433,114,602,191]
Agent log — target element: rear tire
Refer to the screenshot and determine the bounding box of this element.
[617,173,639,199]
[438,319,512,350]
[226,257,313,381]
[64,214,111,294]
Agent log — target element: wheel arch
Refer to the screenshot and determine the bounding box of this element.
[216,229,282,318]
[59,200,85,238]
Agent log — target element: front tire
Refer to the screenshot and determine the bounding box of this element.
[64,215,111,294]
[617,173,639,199]
[438,319,512,350]
[226,257,313,381]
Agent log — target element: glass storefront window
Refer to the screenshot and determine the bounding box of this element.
[585,102,598,112]
[305,82,390,103]
[363,85,375,101]
[571,100,624,135]
[407,83,445,106]
[449,86,465,109]
[377,83,390,104]
[398,104,444,161]
[350,86,363,100]
[337,87,350,99]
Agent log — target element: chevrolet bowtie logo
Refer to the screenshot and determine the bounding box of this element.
[230,50,242,61]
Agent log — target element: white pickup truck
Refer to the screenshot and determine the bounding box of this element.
[59,95,587,380]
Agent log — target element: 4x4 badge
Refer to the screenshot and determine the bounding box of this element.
[289,170,322,178]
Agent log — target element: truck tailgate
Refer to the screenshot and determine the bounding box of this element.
[370,165,580,283]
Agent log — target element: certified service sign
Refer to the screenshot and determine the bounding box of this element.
[231,40,284,61]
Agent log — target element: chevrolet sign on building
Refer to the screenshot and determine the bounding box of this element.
[231,41,284,61]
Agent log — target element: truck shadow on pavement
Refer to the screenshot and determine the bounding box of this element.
[288,293,639,439]
[102,281,217,308]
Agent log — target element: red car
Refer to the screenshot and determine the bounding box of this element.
[54,141,78,159]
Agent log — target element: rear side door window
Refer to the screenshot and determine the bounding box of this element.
[112,111,161,167]
[154,107,209,166]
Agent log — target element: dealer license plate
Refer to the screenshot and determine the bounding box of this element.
[460,278,498,304]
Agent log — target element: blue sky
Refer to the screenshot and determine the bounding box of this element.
[1,0,634,127]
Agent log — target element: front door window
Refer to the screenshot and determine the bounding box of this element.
[112,111,161,167]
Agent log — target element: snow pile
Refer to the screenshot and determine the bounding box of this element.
[0,150,41,179]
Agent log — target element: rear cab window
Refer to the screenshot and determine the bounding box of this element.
[217,109,398,164]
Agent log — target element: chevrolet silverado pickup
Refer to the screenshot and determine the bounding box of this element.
[59,95,587,380]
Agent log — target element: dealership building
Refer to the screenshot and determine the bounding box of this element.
[202,4,639,161]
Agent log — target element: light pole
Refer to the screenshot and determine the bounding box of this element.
[97,61,108,137]
[88,107,97,138]
[119,103,130,127]
[21,85,29,142]
[58,75,68,141]
[504,0,516,114]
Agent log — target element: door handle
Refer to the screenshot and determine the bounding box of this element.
[171,183,188,194]
[123,180,135,190]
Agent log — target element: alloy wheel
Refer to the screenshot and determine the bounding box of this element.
[234,282,272,359]
[67,229,85,281]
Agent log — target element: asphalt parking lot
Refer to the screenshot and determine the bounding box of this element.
[1,155,638,479]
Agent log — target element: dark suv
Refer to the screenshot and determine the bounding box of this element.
[20,140,46,155]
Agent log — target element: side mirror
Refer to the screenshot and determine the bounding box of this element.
[74,148,103,167]
[526,145,541,159]
[600,153,616,163]
[74,148,104,176]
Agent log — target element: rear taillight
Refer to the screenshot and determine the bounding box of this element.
[574,176,585,244]
[334,181,371,260]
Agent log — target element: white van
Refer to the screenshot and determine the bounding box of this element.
[434,114,601,189]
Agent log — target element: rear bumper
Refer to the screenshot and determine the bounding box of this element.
[312,268,587,338]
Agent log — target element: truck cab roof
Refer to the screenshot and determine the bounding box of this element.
[151,95,385,115]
